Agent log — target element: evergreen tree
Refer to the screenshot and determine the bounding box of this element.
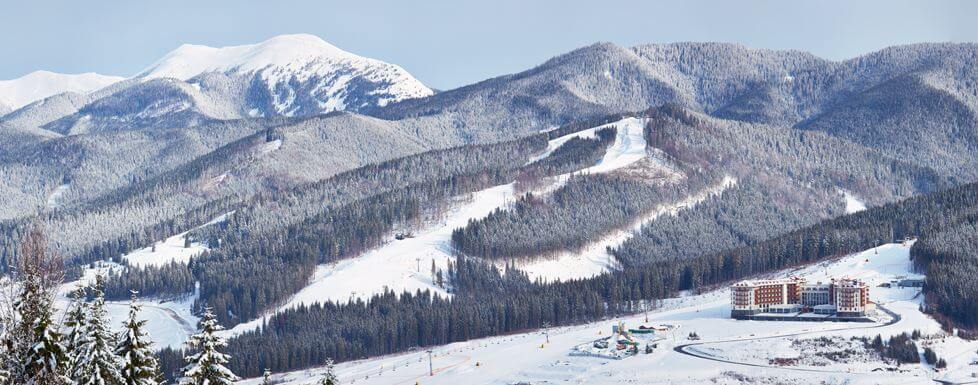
[180,308,238,385]
[7,226,71,385]
[74,275,126,385]
[261,369,271,385]
[64,288,90,374]
[116,291,161,385]
[318,359,337,385]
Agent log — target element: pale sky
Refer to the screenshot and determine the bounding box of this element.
[2,0,977,90]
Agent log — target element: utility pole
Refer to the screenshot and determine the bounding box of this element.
[427,350,433,376]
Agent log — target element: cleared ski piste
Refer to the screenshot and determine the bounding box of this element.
[241,241,978,385]
[226,116,707,335]
[268,115,658,310]
[54,211,233,349]
[121,211,233,268]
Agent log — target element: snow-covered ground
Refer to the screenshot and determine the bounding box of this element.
[54,212,232,349]
[122,211,232,268]
[45,183,70,209]
[516,176,736,282]
[841,189,868,214]
[242,241,978,385]
[56,261,199,349]
[226,117,659,335]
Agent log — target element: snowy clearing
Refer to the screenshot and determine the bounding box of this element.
[122,211,232,268]
[841,189,868,214]
[56,262,199,349]
[243,241,978,385]
[226,117,653,335]
[45,183,70,209]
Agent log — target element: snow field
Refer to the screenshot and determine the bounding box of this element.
[121,211,232,268]
[56,261,199,349]
[515,175,736,282]
[244,242,978,385]
[840,189,868,214]
[226,117,660,335]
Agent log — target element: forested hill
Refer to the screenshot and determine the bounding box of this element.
[3,39,978,381]
[189,164,978,378]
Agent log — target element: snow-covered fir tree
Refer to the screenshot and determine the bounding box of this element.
[5,226,72,385]
[318,359,337,385]
[74,275,126,385]
[11,287,71,385]
[180,307,238,385]
[115,291,160,385]
[261,369,271,385]
[64,287,90,374]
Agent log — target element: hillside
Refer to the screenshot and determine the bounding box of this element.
[3,39,978,383]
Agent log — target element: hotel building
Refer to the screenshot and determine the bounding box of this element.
[731,277,870,318]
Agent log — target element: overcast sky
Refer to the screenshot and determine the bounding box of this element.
[3,0,977,90]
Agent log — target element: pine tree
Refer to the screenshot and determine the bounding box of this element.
[13,288,71,385]
[74,275,126,385]
[64,288,90,374]
[116,291,161,385]
[318,359,337,385]
[261,369,271,385]
[7,225,72,385]
[180,308,238,385]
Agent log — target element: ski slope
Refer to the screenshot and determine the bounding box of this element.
[122,211,233,268]
[516,176,736,282]
[226,117,654,334]
[241,241,978,385]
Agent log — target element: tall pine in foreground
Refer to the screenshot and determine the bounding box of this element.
[180,308,238,385]
[116,291,161,385]
[64,288,90,375]
[74,275,126,385]
[7,225,72,385]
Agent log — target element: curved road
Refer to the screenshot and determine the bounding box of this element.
[673,304,903,375]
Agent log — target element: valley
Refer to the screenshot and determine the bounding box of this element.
[243,242,978,385]
[2,25,978,385]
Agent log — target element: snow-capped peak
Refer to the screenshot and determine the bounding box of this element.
[138,34,358,80]
[0,70,123,110]
[135,34,433,116]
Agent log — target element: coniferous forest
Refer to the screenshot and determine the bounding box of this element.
[3,35,978,384]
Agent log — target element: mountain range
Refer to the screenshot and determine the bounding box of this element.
[4,34,978,381]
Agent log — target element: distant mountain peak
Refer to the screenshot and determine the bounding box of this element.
[138,33,359,80]
[0,70,123,110]
[131,33,432,117]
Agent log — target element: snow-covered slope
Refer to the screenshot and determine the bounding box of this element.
[0,70,123,110]
[247,242,978,385]
[225,117,706,335]
[40,34,433,134]
[136,34,433,116]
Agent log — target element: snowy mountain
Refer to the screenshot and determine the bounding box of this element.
[137,34,433,115]
[38,34,433,134]
[0,70,123,111]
